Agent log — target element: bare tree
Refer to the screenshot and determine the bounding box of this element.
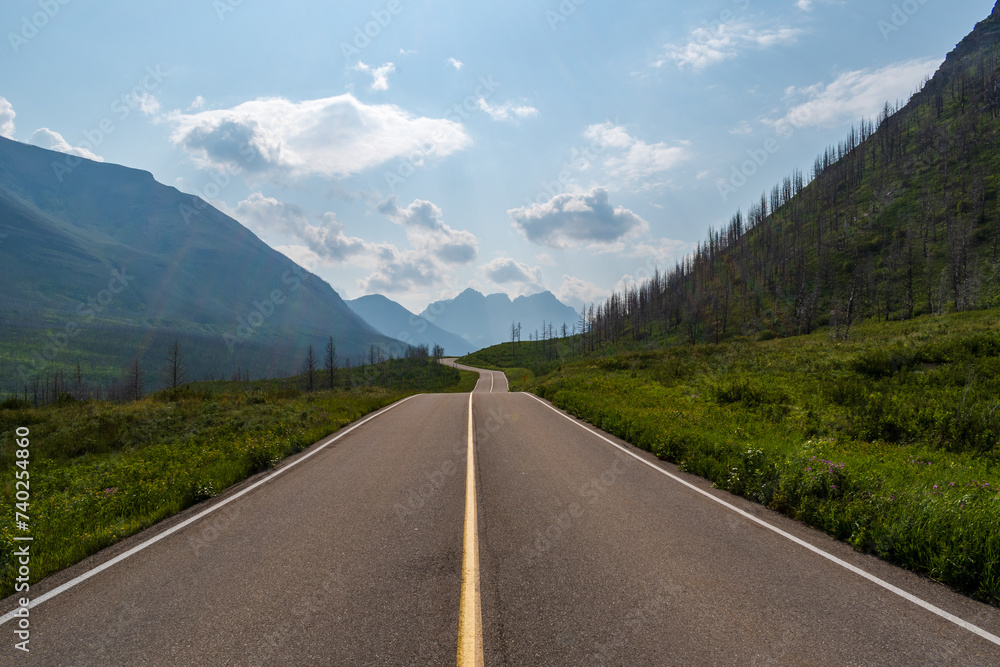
[323,336,338,390]
[129,358,144,401]
[75,362,84,399]
[162,338,188,391]
[303,345,316,392]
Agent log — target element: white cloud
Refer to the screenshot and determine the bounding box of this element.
[189,96,206,110]
[583,123,689,191]
[135,92,162,117]
[556,275,608,311]
[477,98,539,122]
[233,192,376,262]
[767,57,943,136]
[627,238,697,266]
[355,61,396,92]
[659,19,803,70]
[0,97,15,139]
[169,94,470,182]
[508,187,649,250]
[377,196,478,264]
[274,244,322,272]
[796,0,845,11]
[447,57,464,70]
[232,193,473,296]
[358,248,448,293]
[29,128,103,161]
[481,257,545,293]
[730,120,754,136]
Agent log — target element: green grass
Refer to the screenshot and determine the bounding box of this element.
[463,309,1000,606]
[0,358,476,598]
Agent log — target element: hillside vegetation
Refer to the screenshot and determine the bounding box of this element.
[0,135,401,399]
[575,5,1000,350]
[462,308,1000,605]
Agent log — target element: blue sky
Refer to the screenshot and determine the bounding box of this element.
[2,0,995,313]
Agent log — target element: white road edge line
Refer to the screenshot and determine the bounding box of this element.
[522,392,1000,648]
[0,394,421,626]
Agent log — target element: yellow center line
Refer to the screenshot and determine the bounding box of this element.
[457,389,484,666]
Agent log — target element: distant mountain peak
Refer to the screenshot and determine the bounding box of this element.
[419,288,581,348]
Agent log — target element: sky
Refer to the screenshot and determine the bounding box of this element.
[1,0,995,314]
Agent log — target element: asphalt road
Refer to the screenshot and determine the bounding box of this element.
[2,362,998,665]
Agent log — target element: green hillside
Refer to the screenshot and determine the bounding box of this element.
[579,3,1000,348]
[0,137,402,398]
[463,308,1000,605]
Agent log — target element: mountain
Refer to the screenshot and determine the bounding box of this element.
[579,2,1000,347]
[346,294,476,356]
[0,136,399,393]
[419,289,581,349]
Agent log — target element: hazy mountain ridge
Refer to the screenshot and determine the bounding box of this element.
[346,294,476,356]
[420,288,582,349]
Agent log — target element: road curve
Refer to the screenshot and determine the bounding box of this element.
[2,361,998,665]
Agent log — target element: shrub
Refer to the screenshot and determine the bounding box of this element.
[0,397,32,411]
[713,378,789,409]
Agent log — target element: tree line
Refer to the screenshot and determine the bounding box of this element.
[579,33,1000,348]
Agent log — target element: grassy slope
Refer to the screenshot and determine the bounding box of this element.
[0,359,477,597]
[460,310,1000,605]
